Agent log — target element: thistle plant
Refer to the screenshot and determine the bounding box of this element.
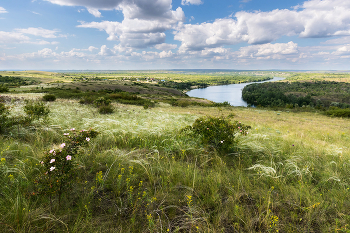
[35,128,99,208]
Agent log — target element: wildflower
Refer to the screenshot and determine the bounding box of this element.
[50,159,55,163]
[70,128,75,131]
[220,140,224,143]
[86,137,90,142]
[40,161,44,164]
[1,158,5,162]
[66,155,72,160]
[60,143,66,148]
[50,167,55,171]
[63,133,69,136]
[49,149,55,154]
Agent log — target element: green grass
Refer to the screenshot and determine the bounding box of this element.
[1,94,350,232]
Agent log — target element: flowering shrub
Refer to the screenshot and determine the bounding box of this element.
[183,116,251,153]
[35,128,99,205]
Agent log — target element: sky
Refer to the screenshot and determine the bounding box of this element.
[1,0,350,70]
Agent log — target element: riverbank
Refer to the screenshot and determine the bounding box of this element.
[187,77,285,106]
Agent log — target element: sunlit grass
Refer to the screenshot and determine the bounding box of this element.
[1,94,350,232]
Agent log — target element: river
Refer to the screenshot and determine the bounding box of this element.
[186,77,285,107]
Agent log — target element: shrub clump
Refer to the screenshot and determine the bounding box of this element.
[94,97,111,107]
[0,100,50,134]
[24,100,50,121]
[183,116,251,153]
[0,85,9,93]
[324,108,350,117]
[98,105,114,114]
[42,94,56,101]
[35,128,99,206]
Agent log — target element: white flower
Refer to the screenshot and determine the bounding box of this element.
[86,137,90,142]
[50,167,55,171]
[66,155,72,160]
[60,143,66,148]
[50,159,55,163]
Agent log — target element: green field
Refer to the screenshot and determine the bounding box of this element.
[1,71,350,232]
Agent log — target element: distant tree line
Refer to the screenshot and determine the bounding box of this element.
[242,81,350,108]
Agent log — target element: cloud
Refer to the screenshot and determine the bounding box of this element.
[70,0,185,49]
[238,42,299,59]
[43,0,123,9]
[159,50,173,58]
[99,45,115,56]
[78,5,184,49]
[45,0,183,20]
[0,28,62,45]
[154,43,177,50]
[174,0,350,51]
[0,7,7,14]
[181,0,203,6]
[87,8,101,17]
[0,31,31,44]
[333,44,350,55]
[15,27,61,38]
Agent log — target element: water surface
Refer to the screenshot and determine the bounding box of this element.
[186,77,285,107]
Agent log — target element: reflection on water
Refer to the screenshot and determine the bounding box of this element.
[186,77,285,107]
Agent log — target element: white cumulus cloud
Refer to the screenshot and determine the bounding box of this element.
[0,7,7,14]
[174,0,350,51]
[238,42,299,59]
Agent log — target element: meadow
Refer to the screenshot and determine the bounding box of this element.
[1,71,350,232]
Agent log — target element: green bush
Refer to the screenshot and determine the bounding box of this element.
[98,105,114,114]
[35,129,99,207]
[183,116,251,153]
[94,97,111,107]
[324,108,350,117]
[0,85,9,93]
[42,94,56,101]
[0,103,10,133]
[24,100,50,121]
[79,96,95,104]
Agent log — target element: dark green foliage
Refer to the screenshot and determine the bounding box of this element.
[0,85,9,92]
[242,81,350,108]
[42,94,56,101]
[171,99,191,107]
[324,108,350,117]
[79,96,95,104]
[24,100,50,121]
[98,105,114,114]
[94,97,111,107]
[0,103,10,133]
[0,76,38,87]
[183,116,251,153]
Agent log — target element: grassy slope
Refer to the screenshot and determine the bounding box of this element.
[1,94,350,232]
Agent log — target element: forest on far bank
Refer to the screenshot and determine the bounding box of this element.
[242,80,350,109]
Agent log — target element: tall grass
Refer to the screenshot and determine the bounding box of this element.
[1,95,350,232]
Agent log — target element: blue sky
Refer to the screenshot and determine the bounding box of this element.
[1,0,350,70]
